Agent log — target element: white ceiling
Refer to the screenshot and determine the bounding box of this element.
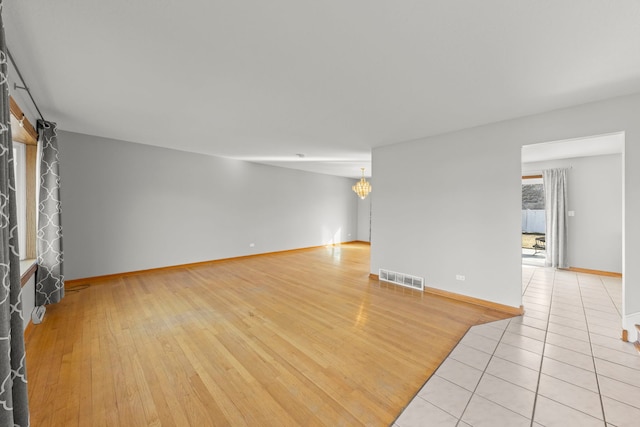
[522,132,624,164]
[5,1,640,179]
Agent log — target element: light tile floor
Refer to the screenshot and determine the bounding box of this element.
[394,265,640,427]
[522,248,545,267]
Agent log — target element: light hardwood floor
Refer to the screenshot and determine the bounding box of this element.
[25,243,512,426]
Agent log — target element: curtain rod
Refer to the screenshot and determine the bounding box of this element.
[6,46,45,122]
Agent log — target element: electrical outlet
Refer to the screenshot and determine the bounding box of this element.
[456,275,465,281]
[249,243,255,248]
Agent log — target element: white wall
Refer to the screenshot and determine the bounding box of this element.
[371,92,640,335]
[357,195,371,242]
[58,131,358,280]
[523,154,622,273]
[7,61,39,127]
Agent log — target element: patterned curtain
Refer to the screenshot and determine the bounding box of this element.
[0,1,31,425]
[35,120,64,305]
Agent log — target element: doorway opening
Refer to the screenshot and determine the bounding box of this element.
[521,176,545,266]
[521,132,623,273]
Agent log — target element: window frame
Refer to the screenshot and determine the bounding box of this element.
[9,96,38,261]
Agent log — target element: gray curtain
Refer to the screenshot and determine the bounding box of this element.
[0,2,30,425]
[35,120,64,305]
[542,168,568,268]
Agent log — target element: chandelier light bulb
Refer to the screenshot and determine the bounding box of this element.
[352,168,371,199]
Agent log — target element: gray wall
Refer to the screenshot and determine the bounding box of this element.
[357,195,371,242]
[59,131,358,280]
[371,92,640,327]
[20,272,35,331]
[523,154,622,273]
[372,130,522,308]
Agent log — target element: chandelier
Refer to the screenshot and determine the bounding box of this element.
[352,168,372,199]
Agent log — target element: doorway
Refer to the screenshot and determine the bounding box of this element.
[521,176,545,266]
[521,132,623,273]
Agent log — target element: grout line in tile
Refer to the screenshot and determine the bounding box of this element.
[398,265,630,427]
[598,392,640,414]
[577,273,608,424]
[412,391,460,422]
[521,270,536,300]
[528,267,555,425]
[539,370,602,397]
[537,393,608,424]
[455,320,512,424]
[592,353,640,373]
[467,387,536,425]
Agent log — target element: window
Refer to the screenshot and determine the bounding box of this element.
[9,96,38,262]
[13,142,27,259]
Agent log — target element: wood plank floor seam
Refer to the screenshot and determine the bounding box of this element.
[26,243,513,426]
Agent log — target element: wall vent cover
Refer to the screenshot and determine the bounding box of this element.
[32,305,46,324]
[379,269,424,291]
